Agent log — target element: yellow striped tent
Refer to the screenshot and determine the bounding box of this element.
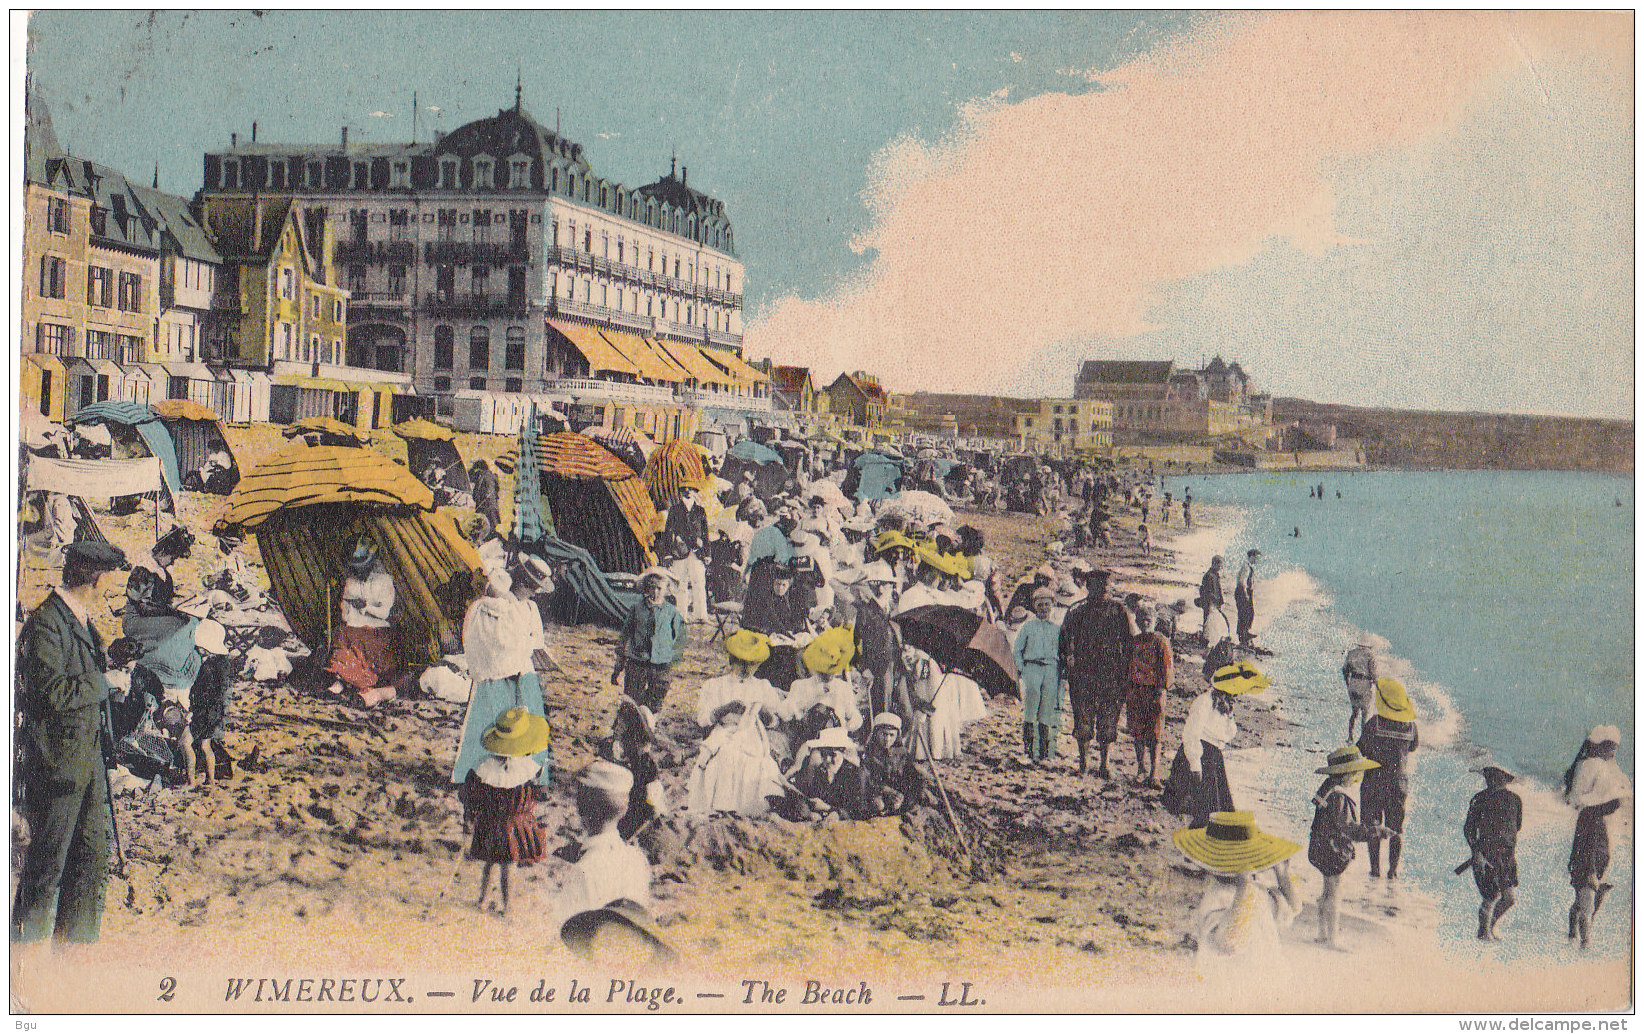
[508,432,660,574]
[213,442,483,664]
[641,438,711,510]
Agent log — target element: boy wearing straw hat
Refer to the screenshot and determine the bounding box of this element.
[1356,677,1419,879]
[1175,811,1301,962]
[614,569,687,711]
[460,707,550,916]
[1308,745,1388,949]
[1462,766,1522,941]
[1013,587,1064,764]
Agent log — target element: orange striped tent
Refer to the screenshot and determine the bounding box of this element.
[642,438,711,510]
[516,432,659,574]
[214,442,483,664]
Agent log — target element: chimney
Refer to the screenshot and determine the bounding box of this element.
[252,121,258,143]
[341,126,349,148]
[682,166,687,186]
[231,132,237,147]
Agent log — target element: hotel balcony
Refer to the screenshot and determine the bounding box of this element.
[424,240,530,266]
[546,246,742,308]
[548,295,656,334]
[336,240,416,265]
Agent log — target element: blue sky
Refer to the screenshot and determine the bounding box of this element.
[22,11,1633,418]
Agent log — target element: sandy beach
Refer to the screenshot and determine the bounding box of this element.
[10,428,1631,1013]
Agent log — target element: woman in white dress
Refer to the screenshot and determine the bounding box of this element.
[686,630,790,817]
[903,645,987,761]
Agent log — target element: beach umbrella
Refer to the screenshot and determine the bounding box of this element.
[720,439,789,498]
[284,416,370,446]
[880,490,953,528]
[642,437,711,510]
[806,480,849,510]
[510,413,552,545]
[893,604,1018,699]
[65,400,182,501]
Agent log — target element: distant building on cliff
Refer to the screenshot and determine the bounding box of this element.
[1074,356,1271,444]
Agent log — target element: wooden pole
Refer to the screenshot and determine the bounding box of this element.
[912,671,971,866]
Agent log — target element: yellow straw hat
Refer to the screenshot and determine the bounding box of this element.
[1172,811,1301,875]
[1373,677,1416,721]
[725,629,771,665]
[801,626,856,675]
[481,707,551,757]
[1315,744,1381,775]
[1210,660,1271,695]
[874,530,915,555]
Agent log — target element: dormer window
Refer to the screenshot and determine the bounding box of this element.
[474,156,494,190]
[308,160,324,187]
[352,161,370,189]
[390,161,410,188]
[509,156,530,189]
[439,157,459,189]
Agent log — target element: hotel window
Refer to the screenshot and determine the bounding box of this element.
[472,210,491,242]
[36,323,69,355]
[85,330,111,360]
[437,208,457,240]
[439,157,459,189]
[349,209,368,243]
[583,229,592,253]
[469,327,490,369]
[87,266,113,307]
[505,377,522,394]
[390,161,410,188]
[334,299,344,322]
[616,238,625,265]
[280,323,293,359]
[474,156,494,190]
[47,197,70,233]
[600,186,608,208]
[601,232,609,258]
[433,376,451,392]
[469,377,486,390]
[119,334,144,364]
[39,255,67,299]
[352,161,370,189]
[271,161,286,189]
[308,160,323,187]
[435,265,454,301]
[505,327,525,370]
[471,265,489,300]
[551,220,560,248]
[387,264,406,295]
[510,157,529,188]
[551,168,560,193]
[311,335,323,361]
[281,268,294,299]
[117,271,142,312]
[433,326,454,369]
[388,208,409,240]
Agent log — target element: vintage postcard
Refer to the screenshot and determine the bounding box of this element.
[9,9,1634,1018]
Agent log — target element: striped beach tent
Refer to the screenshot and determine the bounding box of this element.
[641,438,710,510]
[213,442,483,664]
[509,414,552,545]
[514,432,658,574]
[153,399,240,494]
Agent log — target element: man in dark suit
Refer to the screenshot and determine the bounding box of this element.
[13,541,129,945]
[1057,568,1133,778]
[660,483,710,622]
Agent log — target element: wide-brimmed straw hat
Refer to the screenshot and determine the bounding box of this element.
[724,629,771,665]
[871,712,903,733]
[859,560,897,585]
[578,760,634,803]
[193,619,229,656]
[482,707,551,757]
[510,555,555,593]
[874,530,916,555]
[1030,586,1055,606]
[1315,744,1381,775]
[1373,677,1416,722]
[1172,811,1300,876]
[801,626,856,675]
[1211,661,1271,695]
[1587,725,1622,746]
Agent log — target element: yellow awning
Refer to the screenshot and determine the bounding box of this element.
[548,319,641,377]
[698,346,767,386]
[599,328,684,383]
[652,338,734,387]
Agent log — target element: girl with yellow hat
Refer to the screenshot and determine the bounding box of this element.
[459,707,550,916]
[687,631,791,817]
[785,627,863,741]
[1307,744,1388,949]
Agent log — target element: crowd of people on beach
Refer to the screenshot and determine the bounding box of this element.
[11,424,1632,970]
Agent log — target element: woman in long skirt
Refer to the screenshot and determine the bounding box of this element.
[1164,662,1270,828]
[453,566,554,787]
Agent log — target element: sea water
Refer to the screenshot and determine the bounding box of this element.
[1160,469,1634,960]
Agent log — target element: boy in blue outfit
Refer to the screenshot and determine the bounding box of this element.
[1013,587,1063,762]
[614,568,688,711]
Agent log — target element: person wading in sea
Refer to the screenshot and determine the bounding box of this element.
[1461,766,1522,942]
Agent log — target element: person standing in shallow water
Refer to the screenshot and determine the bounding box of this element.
[1357,677,1419,879]
[1563,725,1631,949]
[1462,766,1522,941]
[1308,745,1384,950]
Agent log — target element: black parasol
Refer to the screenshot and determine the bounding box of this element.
[893,604,1019,699]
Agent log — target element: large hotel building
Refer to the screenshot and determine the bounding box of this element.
[194,90,769,437]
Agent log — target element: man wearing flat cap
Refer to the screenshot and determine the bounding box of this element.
[13,541,129,944]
